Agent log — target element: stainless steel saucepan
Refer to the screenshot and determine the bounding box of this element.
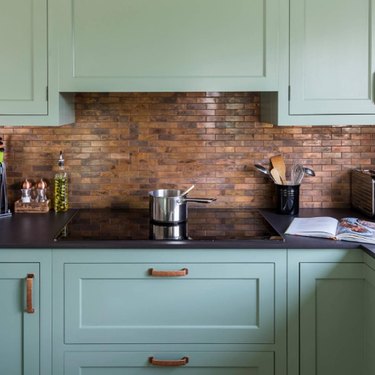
[149,189,216,224]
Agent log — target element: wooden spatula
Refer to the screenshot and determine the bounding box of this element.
[270,168,282,185]
[270,155,286,184]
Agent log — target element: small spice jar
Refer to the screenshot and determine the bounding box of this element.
[21,179,33,203]
[36,179,48,202]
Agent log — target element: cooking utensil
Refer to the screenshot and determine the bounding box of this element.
[270,168,283,185]
[303,167,315,177]
[150,221,189,241]
[270,155,287,184]
[254,164,279,183]
[291,164,304,185]
[149,189,216,224]
[254,164,270,176]
[180,184,195,197]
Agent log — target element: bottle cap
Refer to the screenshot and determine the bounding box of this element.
[58,151,64,168]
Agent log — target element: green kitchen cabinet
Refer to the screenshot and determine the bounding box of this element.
[261,0,375,125]
[364,253,375,375]
[0,0,74,126]
[0,250,52,375]
[0,0,48,116]
[287,249,372,375]
[52,248,287,375]
[57,0,279,92]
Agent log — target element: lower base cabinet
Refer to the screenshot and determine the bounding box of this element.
[0,250,51,375]
[2,247,373,375]
[65,351,274,375]
[288,249,375,375]
[52,249,287,375]
[0,263,39,375]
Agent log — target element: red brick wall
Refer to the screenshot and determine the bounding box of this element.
[1,92,375,209]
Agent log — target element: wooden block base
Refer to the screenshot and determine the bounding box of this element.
[14,199,51,213]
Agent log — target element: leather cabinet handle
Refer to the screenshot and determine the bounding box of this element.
[26,273,35,313]
[149,268,189,277]
[149,356,189,367]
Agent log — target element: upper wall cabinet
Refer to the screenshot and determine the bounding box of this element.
[58,0,279,92]
[0,0,74,126]
[261,0,375,125]
[0,0,48,115]
[290,0,375,116]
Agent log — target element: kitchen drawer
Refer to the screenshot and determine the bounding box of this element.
[64,351,274,375]
[64,262,275,344]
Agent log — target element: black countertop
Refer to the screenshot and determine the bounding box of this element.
[0,208,374,258]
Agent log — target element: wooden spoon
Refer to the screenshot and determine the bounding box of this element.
[270,168,283,185]
[180,184,195,197]
[270,155,286,184]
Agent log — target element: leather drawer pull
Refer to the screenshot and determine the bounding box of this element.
[149,268,189,277]
[26,273,35,313]
[149,356,189,367]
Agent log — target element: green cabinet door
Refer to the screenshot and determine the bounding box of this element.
[364,254,375,375]
[299,262,366,375]
[289,0,375,115]
[58,0,279,92]
[0,0,48,115]
[0,263,40,375]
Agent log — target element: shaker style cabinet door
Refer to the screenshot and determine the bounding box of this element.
[0,0,48,115]
[58,0,279,92]
[364,256,375,375]
[289,0,375,115]
[299,263,366,375]
[0,263,40,375]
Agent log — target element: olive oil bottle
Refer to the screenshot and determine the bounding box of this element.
[54,151,68,212]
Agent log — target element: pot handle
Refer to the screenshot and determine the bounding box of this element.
[178,197,216,204]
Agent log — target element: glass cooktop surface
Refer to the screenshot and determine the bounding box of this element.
[55,208,283,242]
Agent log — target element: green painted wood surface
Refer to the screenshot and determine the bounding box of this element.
[58,0,279,92]
[287,249,365,375]
[261,0,375,125]
[0,0,48,115]
[64,262,275,344]
[364,256,375,375]
[64,351,274,375]
[289,0,375,115]
[0,263,40,375]
[52,249,287,375]
[300,262,365,375]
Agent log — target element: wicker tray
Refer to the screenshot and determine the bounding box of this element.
[14,199,51,213]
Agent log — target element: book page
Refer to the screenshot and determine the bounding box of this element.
[336,218,375,244]
[285,217,339,238]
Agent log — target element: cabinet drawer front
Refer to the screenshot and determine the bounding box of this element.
[64,263,275,344]
[65,351,274,375]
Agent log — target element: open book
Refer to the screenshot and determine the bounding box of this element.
[285,216,375,244]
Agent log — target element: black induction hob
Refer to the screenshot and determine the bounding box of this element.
[54,208,283,242]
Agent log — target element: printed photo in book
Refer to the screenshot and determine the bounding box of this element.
[284,216,375,244]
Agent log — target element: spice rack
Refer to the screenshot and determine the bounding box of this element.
[14,199,51,213]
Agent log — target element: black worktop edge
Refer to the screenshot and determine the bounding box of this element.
[0,208,373,258]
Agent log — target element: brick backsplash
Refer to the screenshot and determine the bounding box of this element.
[1,92,375,209]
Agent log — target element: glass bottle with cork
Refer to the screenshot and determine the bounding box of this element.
[54,151,68,212]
